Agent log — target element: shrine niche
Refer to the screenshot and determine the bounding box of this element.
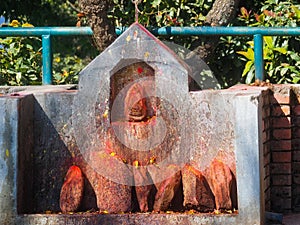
[68,21,238,215]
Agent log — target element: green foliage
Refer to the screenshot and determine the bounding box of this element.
[0,36,42,85]
[2,0,300,87]
[0,20,87,85]
[0,35,86,85]
[236,0,300,84]
[111,0,213,27]
[111,0,214,48]
[52,53,85,84]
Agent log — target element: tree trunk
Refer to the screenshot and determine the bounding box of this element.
[189,0,240,62]
[78,0,116,52]
[79,0,240,56]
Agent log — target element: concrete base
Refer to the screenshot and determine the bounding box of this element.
[0,85,267,225]
[18,213,238,225]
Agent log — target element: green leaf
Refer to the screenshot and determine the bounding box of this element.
[273,47,287,54]
[155,14,162,23]
[245,66,255,84]
[237,48,254,61]
[264,36,274,49]
[242,61,254,77]
[291,6,300,19]
[16,72,22,84]
[151,0,161,8]
[290,52,300,61]
[280,67,289,76]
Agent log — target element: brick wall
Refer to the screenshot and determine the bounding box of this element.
[239,84,300,213]
[258,85,300,213]
[291,87,300,212]
[269,86,292,213]
[262,89,271,211]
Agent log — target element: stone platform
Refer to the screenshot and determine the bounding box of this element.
[0,85,266,224]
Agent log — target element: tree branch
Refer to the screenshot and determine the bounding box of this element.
[78,0,116,52]
[189,0,240,62]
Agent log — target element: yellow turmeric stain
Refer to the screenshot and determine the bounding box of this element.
[5,149,9,158]
[103,109,109,118]
[144,52,150,58]
[149,156,156,164]
[133,160,139,168]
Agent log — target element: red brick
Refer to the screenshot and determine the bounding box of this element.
[292,127,300,138]
[271,105,290,116]
[271,93,290,104]
[264,152,270,165]
[292,139,300,149]
[272,174,292,186]
[271,117,291,128]
[262,130,270,143]
[292,162,300,173]
[265,199,271,211]
[292,150,300,161]
[264,142,270,155]
[264,177,270,190]
[265,184,271,196]
[270,140,291,151]
[292,117,300,127]
[294,174,300,185]
[272,129,291,140]
[271,186,292,198]
[292,185,300,195]
[272,152,291,163]
[264,164,270,177]
[262,107,270,118]
[263,118,270,131]
[263,98,270,106]
[271,197,292,212]
[292,105,300,116]
[270,163,291,174]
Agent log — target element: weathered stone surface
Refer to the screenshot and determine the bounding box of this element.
[0,84,268,225]
[208,159,233,210]
[60,166,84,213]
[32,92,75,213]
[148,165,181,212]
[132,163,154,212]
[83,152,132,213]
[182,164,215,212]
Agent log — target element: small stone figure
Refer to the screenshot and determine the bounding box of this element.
[148,164,181,212]
[125,82,147,122]
[182,164,215,212]
[60,165,84,213]
[208,159,234,211]
[132,161,154,212]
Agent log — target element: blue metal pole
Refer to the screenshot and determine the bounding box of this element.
[1,26,299,37]
[0,27,93,36]
[42,35,52,85]
[116,26,300,36]
[254,34,264,81]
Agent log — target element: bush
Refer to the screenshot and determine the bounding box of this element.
[0,35,42,85]
[0,20,87,85]
[236,0,300,84]
[1,1,300,86]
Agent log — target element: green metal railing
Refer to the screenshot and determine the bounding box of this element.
[1,26,300,84]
